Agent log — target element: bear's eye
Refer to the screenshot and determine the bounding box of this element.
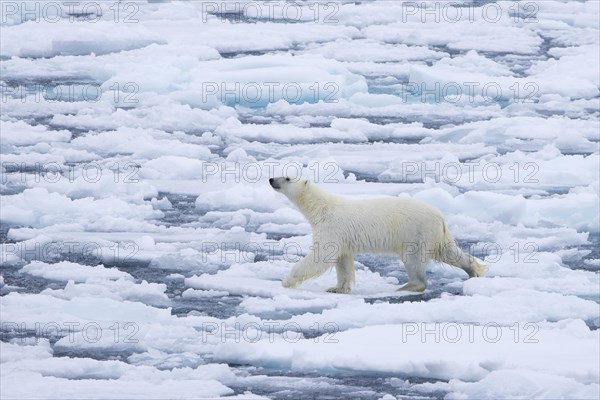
[285,177,290,182]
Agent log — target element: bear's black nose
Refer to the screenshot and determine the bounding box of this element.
[269,178,280,189]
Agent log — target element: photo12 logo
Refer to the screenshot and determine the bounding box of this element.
[1,322,140,344]
[1,2,140,24]
[195,239,540,265]
[1,240,140,265]
[1,162,140,184]
[201,321,339,343]
[401,81,540,104]
[201,81,339,106]
[400,1,539,23]
[201,1,340,24]
[199,161,341,184]
[1,82,139,104]
[400,322,540,344]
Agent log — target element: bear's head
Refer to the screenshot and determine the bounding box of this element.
[269,176,308,200]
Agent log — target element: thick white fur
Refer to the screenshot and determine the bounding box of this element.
[270,177,486,293]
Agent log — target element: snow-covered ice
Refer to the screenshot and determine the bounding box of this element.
[1,1,599,399]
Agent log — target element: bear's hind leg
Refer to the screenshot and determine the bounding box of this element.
[440,241,487,278]
[398,256,427,292]
[326,254,355,294]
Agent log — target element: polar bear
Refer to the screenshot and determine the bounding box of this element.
[269,177,486,293]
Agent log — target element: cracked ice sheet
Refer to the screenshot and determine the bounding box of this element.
[1,0,599,399]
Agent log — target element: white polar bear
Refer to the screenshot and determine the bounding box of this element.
[269,177,486,293]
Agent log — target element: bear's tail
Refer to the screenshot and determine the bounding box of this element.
[436,221,487,278]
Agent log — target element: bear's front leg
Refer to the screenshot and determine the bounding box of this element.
[282,276,299,288]
[282,250,335,289]
[326,254,355,294]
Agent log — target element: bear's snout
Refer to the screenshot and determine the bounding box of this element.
[269,178,281,190]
